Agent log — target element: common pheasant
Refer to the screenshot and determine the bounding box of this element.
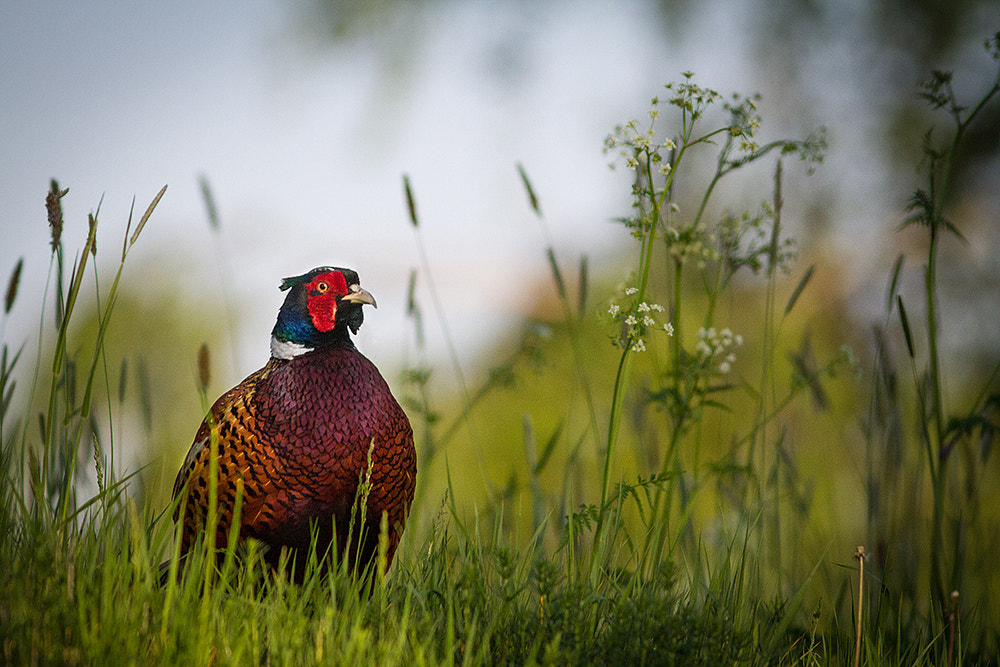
[171,267,415,581]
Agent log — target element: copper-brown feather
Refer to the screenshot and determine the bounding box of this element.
[172,341,415,580]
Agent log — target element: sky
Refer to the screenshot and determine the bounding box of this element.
[1,2,666,369]
[2,0,985,385]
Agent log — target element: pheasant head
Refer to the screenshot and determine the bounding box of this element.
[270,266,377,359]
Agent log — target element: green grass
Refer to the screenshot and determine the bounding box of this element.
[3,39,1000,665]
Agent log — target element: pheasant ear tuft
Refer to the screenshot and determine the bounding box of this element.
[279,266,338,292]
[279,273,312,292]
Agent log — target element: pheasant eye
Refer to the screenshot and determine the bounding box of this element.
[316,282,328,292]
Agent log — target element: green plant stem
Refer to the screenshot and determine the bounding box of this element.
[54,225,97,522]
[596,122,731,578]
[591,146,675,577]
[594,347,632,542]
[34,244,63,510]
[925,222,947,608]
[921,62,1000,618]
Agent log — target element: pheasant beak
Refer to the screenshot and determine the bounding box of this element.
[342,284,377,308]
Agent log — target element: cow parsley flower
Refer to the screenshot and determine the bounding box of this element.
[606,287,672,352]
[696,325,743,373]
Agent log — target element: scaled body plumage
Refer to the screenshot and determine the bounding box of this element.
[172,267,415,580]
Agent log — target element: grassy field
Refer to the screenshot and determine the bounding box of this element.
[3,45,1000,665]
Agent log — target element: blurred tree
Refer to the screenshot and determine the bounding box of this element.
[292,0,997,200]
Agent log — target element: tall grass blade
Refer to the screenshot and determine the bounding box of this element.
[516,162,541,217]
[4,258,23,315]
[784,263,814,315]
[197,343,211,395]
[403,174,419,228]
[198,174,221,231]
[532,419,563,476]
[887,254,905,311]
[896,295,915,359]
[546,248,567,301]
[117,358,127,404]
[767,159,783,274]
[130,185,167,249]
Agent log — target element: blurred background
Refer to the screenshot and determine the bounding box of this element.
[2,0,998,536]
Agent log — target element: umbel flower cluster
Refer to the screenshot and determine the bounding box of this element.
[607,284,673,353]
[599,73,825,391]
[695,327,743,374]
[604,75,764,175]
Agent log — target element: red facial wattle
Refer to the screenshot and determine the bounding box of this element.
[306,271,349,332]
